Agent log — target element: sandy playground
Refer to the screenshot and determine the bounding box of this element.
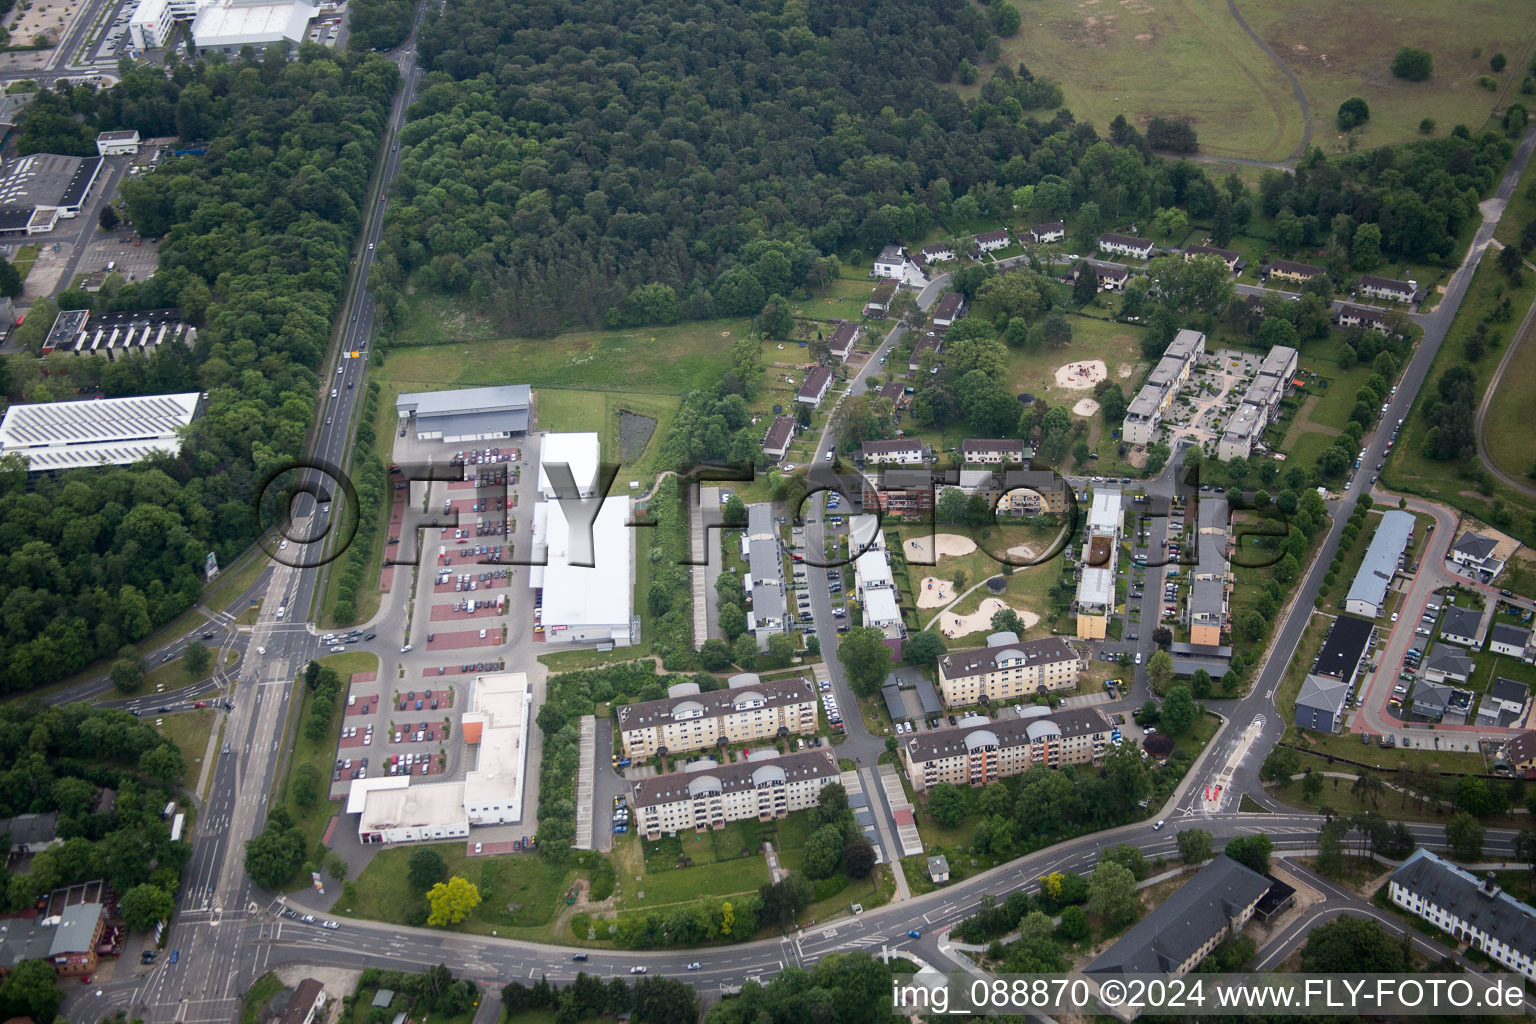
[936,598,1040,638]
[1071,397,1100,417]
[904,534,978,562]
[918,576,958,609]
[1007,544,1039,561]
[1054,359,1107,390]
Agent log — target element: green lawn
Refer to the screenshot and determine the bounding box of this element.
[1495,141,1536,251]
[392,290,506,347]
[156,707,216,785]
[240,972,283,1024]
[615,825,771,912]
[1385,258,1536,547]
[202,550,269,617]
[11,243,39,280]
[1481,299,1536,485]
[347,983,480,1024]
[336,842,579,938]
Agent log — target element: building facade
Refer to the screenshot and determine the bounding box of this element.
[1098,233,1154,260]
[1387,849,1536,980]
[617,674,817,758]
[900,706,1111,791]
[936,637,1080,706]
[632,749,839,838]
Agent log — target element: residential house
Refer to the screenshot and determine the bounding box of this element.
[1499,730,1536,776]
[1336,304,1392,333]
[1315,615,1373,687]
[974,230,1010,253]
[1386,848,1536,981]
[872,245,911,279]
[936,635,1080,706]
[1422,646,1475,685]
[1489,622,1532,660]
[761,416,796,462]
[1024,221,1065,245]
[1217,344,1294,461]
[920,242,956,264]
[854,524,905,656]
[795,365,834,407]
[616,674,818,758]
[1358,275,1419,305]
[865,280,896,318]
[1084,856,1272,1005]
[875,379,909,408]
[860,438,925,466]
[0,813,59,855]
[1216,402,1268,462]
[278,979,327,1024]
[1073,262,1129,292]
[1184,244,1241,272]
[908,330,943,374]
[1122,329,1206,446]
[1266,259,1325,286]
[961,439,1027,465]
[861,468,936,519]
[931,292,965,328]
[996,469,1070,517]
[1450,532,1502,579]
[1295,674,1350,733]
[1076,488,1124,639]
[1342,510,1414,618]
[746,503,787,649]
[1476,677,1529,727]
[900,706,1112,790]
[1098,233,1154,260]
[827,320,861,361]
[632,749,840,839]
[1438,606,1483,648]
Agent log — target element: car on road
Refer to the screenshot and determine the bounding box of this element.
[687,962,701,970]
[301,914,315,923]
[168,950,179,964]
[907,930,921,939]
[400,645,412,653]
[572,954,589,961]
[323,920,339,929]
[330,644,346,652]
[1152,820,1165,830]
[630,966,647,974]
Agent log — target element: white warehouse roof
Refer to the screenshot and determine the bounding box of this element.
[530,496,633,636]
[0,392,201,471]
[191,0,316,48]
[538,431,601,498]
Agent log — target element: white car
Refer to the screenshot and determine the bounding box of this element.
[630,966,647,975]
[256,646,266,655]
[1152,819,1166,831]
[400,645,412,653]
[277,606,286,619]
[322,920,339,930]
[1134,651,1142,665]
[330,645,346,653]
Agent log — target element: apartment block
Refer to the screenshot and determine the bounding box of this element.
[936,636,1080,707]
[632,749,840,839]
[900,706,1112,791]
[617,674,817,758]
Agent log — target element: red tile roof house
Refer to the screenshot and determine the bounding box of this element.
[761,415,796,461]
[827,320,861,360]
[795,365,834,407]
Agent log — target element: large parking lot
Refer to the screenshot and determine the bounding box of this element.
[327,658,468,799]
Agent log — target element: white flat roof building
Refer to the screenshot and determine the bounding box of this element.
[96,130,141,156]
[529,496,635,647]
[461,672,532,826]
[190,0,316,49]
[537,431,601,499]
[0,392,201,472]
[350,776,470,845]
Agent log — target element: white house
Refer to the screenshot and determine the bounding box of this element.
[827,320,860,361]
[1387,849,1536,981]
[932,292,965,328]
[796,366,834,407]
[1337,304,1391,334]
[860,438,925,465]
[761,416,796,462]
[920,243,956,264]
[1358,275,1419,304]
[1450,532,1501,577]
[96,130,141,156]
[974,230,1010,253]
[873,245,911,279]
[1025,221,1065,244]
[1098,233,1154,260]
[1489,623,1532,659]
[1438,606,1483,648]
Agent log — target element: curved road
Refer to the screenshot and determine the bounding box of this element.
[1224,0,1313,163]
[1473,273,1536,500]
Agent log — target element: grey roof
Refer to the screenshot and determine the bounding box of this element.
[1389,848,1536,955]
[1489,676,1528,705]
[1125,385,1163,421]
[902,706,1110,764]
[49,902,102,957]
[0,393,202,471]
[933,293,964,320]
[1359,275,1416,296]
[0,812,58,847]
[617,669,812,736]
[762,415,795,454]
[0,916,54,968]
[372,989,395,1008]
[1258,344,1297,378]
[1295,674,1349,729]
[1099,232,1153,251]
[747,503,785,636]
[882,684,908,721]
[1412,680,1454,715]
[1490,623,1531,649]
[877,245,906,262]
[1316,616,1373,680]
[938,637,1077,681]
[632,750,838,809]
[1269,259,1324,277]
[928,854,949,876]
[797,365,834,401]
[1085,856,1271,976]
[1339,303,1388,326]
[1454,533,1498,560]
[1423,646,1475,680]
[97,129,140,141]
[962,439,1026,457]
[1343,510,1414,612]
[0,153,102,212]
[914,676,943,715]
[828,320,859,354]
[1189,498,1228,621]
[1439,606,1482,641]
[395,385,530,434]
[1186,244,1239,261]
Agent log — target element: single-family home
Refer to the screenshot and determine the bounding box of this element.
[908,330,943,374]
[961,439,1028,465]
[1499,730,1536,776]
[1411,679,1455,721]
[1476,677,1528,728]
[920,242,956,264]
[1358,275,1419,305]
[860,438,925,466]
[1450,532,1502,579]
[974,230,1010,253]
[932,292,965,328]
[1073,262,1130,292]
[1025,221,1066,245]
[828,320,861,361]
[1438,606,1483,647]
[795,366,834,407]
[1336,304,1392,333]
[1422,645,1475,685]
[1294,674,1349,734]
[1386,849,1536,981]
[1184,244,1242,272]
[876,379,909,407]
[1489,622,1532,659]
[865,280,896,318]
[1098,233,1154,260]
[1266,259,1325,286]
[761,415,796,462]
[873,245,911,279]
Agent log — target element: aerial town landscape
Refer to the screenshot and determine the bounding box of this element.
[0,0,1535,1021]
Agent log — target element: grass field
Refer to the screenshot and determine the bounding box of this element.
[1480,301,1536,486]
[1494,144,1536,251]
[972,0,1303,162]
[240,973,283,1024]
[1241,0,1536,153]
[1385,258,1536,546]
[12,243,39,281]
[156,707,215,783]
[336,842,579,938]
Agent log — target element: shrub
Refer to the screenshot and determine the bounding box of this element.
[1391,47,1432,81]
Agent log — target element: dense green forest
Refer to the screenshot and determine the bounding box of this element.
[0,48,398,691]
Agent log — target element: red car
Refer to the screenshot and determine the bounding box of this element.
[193,701,206,708]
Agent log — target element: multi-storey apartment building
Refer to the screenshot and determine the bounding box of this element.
[936,636,1080,706]
[617,674,817,758]
[1122,329,1205,446]
[632,749,840,838]
[900,706,1112,791]
[1387,849,1536,980]
[1076,488,1123,640]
